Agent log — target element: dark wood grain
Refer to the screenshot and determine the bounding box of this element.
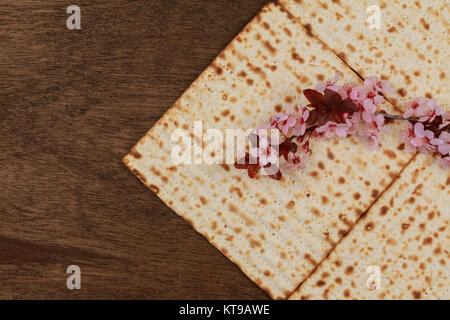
[0,0,270,299]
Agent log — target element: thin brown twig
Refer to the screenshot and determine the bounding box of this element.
[374,111,419,122]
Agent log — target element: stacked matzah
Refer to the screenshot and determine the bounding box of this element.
[124,2,415,299]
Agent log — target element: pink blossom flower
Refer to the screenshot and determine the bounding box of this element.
[403,98,445,123]
[420,104,445,123]
[439,117,449,130]
[280,151,308,173]
[315,120,352,138]
[262,112,289,130]
[401,122,436,154]
[315,73,341,92]
[263,109,294,134]
[315,73,350,99]
[349,86,367,102]
[249,136,278,166]
[277,114,297,135]
[373,95,385,105]
[291,107,310,136]
[262,107,310,138]
[280,142,310,173]
[362,111,374,123]
[354,113,386,148]
[348,77,389,114]
[364,77,393,95]
[361,98,378,123]
[401,122,417,153]
[431,131,450,156]
[362,98,377,113]
[403,97,428,118]
[365,131,382,149]
[373,114,386,128]
[440,156,450,169]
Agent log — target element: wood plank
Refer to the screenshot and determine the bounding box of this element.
[0,0,269,299]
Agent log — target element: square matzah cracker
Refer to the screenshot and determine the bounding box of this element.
[290,154,449,300]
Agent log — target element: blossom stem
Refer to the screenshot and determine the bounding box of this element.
[374,112,419,122]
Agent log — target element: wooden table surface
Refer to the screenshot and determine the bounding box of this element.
[0,0,270,299]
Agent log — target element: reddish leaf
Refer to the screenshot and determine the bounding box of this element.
[234,152,262,179]
[324,89,342,107]
[234,153,251,169]
[247,165,260,178]
[303,89,325,106]
[269,170,282,180]
[303,88,358,127]
[279,139,297,161]
[337,100,358,113]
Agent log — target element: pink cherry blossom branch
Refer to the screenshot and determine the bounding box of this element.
[235,76,449,179]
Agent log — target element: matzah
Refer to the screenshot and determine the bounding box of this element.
[123,2,413,299]
[290,153,450,299]
[278,0,449,111]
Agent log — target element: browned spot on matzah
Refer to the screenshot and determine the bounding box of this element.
[286,200,295,209]
[311,207,321,217]
[327,149,335,160]
[130,148,142,159]
[318,161,325,170]
[199,196,208,205]
[309,171,319,179]
[304,23,313,37]
[262,40,277,55]
[304,253,317,265]
[132,169,147,184]
[343,289,350,297]
[345,266,354,275]
[397,88,407,97]
[145,182,158,194]
[283,27,292,37]
[364,222,374,231]
[292,52,305,63]
[383,149,397,159]
[230,187,243,198]
[420,18,430,30]
[388,26,397,33]
[250,239,262,248]
[316,280,326,287]
[238,71,247,77]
